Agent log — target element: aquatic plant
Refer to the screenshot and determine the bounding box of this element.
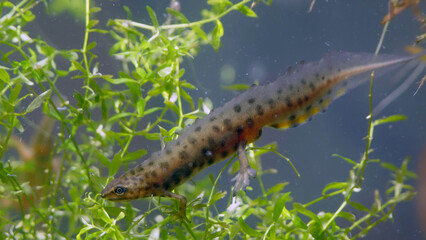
[0,0,421,239]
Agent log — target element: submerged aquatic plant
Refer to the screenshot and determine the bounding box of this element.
[0,0,421,239]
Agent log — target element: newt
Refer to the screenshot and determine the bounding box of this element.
[2,114,57,210]
[101,51,425,220]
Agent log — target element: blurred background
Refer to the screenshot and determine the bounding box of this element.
[28,0,425,239]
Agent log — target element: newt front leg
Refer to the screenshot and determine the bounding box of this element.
[163,190,190,222]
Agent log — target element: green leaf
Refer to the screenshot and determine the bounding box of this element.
[164,100,179,114]
[122,149,147,162]
[293,203,319,222]
[322,182,347,195]
[332,153,357,165]
[238,217,263,237]
[146,6,159,29]
[86,41,97,51]
[166,8,189,23]
[273,192,291,221]
[144,107,163,115]
[104,77,138,85]
[110,151,122,176]
[9,84,22,104]
[71,60,86,73]
[209,191,226,205]
[123,5,132,19]
[87,20,99,29]
[0,69,10,83]
[236,5,257,17]
[308,221,324,239]
[107,112,133,123]
[23,10,36,22]
[337,211,356,222]
[211,20,224,51]
[136,99,146,116]
[266,182,288,195]
[56,70,69,77]
[90,7,101,13]
[221,83,251,91]
[373,115,407,126]
[26,89,52,113]
[348,201,370,212]
[292,215,307,229]
[96,151,110,167]
[158,66,173,77]
[207,0,232,5]
[59,51,78,61]
[192,26,208,41]
[381,162,399,172]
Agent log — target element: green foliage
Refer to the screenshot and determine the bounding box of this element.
[0,0,417,239]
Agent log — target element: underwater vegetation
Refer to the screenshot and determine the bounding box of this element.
[0,0,425,239]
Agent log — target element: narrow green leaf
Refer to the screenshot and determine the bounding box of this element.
[17,72,33,86]
[166,8,189,23]
[0,69,10,83]
[211,20,224,51]
[89,29,109,34]
[107,112,133,123]
[104,77,138,84]
[87,20,99,29]
[110,151,122,176]
[96,151,110,167]
[23,10,35,22]
[90,7,101,13]
[236,5,258,17]
[348,201,370,212]
[180,88,194,110]
[273,192,291,221]
[158,66,173,77]
[144,107,163,115]
[208,174,215,184]
[122,149,147,162]
[337,211,356,222]
[26,89,52,113]
[332,153,357,165]
[221,83,250,91]
[238,217,264,237]
[164,100,179,114]
[9,84,23,104]
[308,221,324,239]
[322,182,347,195]
[266,182,288,195]
[373,115,407,126]
[136,99,146,116]
[293,203,319,222]
[207,0,232,5]
[56,70,69,77]
[146,6,159,29]
[192,26,208,41]
[381,162,399,172]
[123,6,132,19]
[292,215,307,229]
[86,41,97,51]
[59,50,78,61]
[209,191,226,205]
[71,60,86,73]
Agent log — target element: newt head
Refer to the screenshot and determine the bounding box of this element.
[101,164,155,201]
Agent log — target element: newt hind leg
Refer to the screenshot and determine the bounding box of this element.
[231,143,257,196]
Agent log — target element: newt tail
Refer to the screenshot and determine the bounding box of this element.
[101,51,425,220]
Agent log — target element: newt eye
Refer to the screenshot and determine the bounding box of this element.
[114,186,127,196]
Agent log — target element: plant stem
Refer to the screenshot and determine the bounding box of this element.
[116,0,251,32]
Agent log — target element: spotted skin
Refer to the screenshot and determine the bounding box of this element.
[101,52,422,220]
